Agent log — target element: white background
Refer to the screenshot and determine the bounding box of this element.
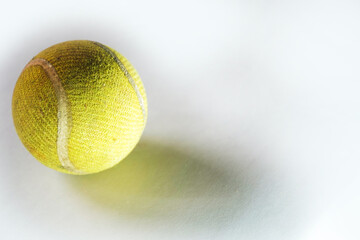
[1,0,360,239]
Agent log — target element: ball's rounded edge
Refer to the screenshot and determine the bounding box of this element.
[12,40,148,175]
[86,41,148,171]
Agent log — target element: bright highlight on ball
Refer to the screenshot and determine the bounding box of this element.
[12,40,147,175]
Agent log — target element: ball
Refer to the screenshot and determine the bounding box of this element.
[12,40,147,175]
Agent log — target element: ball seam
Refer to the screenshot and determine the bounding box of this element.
[91,41,147,121]
[24,58,84,174]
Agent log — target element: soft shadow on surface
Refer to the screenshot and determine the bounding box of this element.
[66,138,260,223]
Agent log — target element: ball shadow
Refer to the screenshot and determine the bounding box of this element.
[66,138,260,225]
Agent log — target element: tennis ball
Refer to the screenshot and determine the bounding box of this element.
[12,40,147,175]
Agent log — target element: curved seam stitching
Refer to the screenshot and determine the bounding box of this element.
[92,41,146,121]
[25,58,83,174]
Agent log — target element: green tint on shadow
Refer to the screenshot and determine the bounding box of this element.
[66,139,259,223]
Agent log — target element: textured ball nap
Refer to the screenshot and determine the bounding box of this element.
[12,40,147,175]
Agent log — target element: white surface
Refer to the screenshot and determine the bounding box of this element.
[1,1,360,239]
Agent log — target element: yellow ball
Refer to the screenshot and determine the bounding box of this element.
[12,40,147,175]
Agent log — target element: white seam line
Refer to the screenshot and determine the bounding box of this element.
[93,42,146,120]
[25,58,83,174]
